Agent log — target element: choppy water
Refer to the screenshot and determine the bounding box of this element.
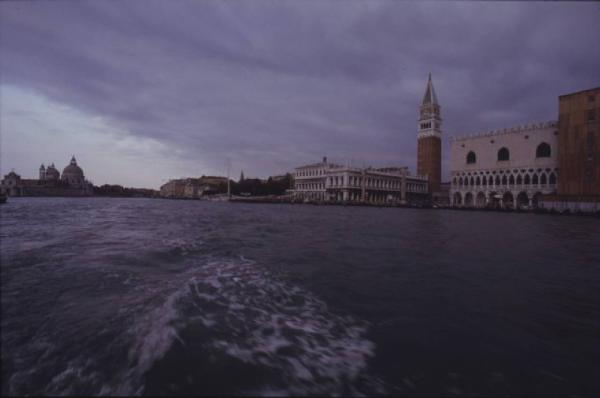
[1,197,599,396]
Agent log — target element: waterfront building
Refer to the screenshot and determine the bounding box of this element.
[160,176,227,198]
[557,87,600,196]
[450,121,559,209]
[1,156,93,197]
[417,73,442,194]
[538,87,600,212]
[292,157,428,204]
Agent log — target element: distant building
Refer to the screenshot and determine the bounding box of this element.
[160,176,227,198]
[1,156,93,197]
[450,121,559,209]
[292,157,428,204]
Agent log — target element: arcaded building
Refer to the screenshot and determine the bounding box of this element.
[292,157,428,204]
[450,121,559,209]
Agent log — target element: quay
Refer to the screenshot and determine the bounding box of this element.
[226,195,600,217]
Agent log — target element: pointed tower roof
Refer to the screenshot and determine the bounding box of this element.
[421,73,438,105]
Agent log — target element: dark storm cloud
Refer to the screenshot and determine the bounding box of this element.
[1,0,599,182]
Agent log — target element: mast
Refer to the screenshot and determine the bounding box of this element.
[226,158,231,199]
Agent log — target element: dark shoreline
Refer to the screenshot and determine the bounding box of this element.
[3,195,598,217]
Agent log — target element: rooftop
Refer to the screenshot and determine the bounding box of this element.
[450,121,557,142]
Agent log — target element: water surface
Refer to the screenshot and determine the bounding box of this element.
[1,198,599,396]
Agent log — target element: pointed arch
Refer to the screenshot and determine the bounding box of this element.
[536,142,551,158]
[532,173,539,185]
[516,192,529,209]
[502,191,514,208]
[541,173,547,185]
[549,173,556,185]
[466,151,476,164]
[476,192,486,208]
[516,175,522,185]
[524,174,530,185]
[465,192,474,207]
[453,192,463,205]
[498,147,510,161]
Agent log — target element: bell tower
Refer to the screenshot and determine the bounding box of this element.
[417,73,442,193]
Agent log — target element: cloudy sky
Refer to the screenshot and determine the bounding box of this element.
[1,1,599,189]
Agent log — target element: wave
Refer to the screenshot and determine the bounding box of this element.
[113,255,384,396]
[6,254,384,396]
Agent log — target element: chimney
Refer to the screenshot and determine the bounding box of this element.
[322,156,327,163]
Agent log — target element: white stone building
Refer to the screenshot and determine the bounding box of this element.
[293,157,428,204]
[450,121,559,208]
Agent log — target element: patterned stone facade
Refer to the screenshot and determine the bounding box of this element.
[450,121,559,209]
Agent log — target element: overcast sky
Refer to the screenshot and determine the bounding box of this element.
[1,1,599,189]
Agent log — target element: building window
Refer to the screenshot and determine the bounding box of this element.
[589,95,596,103]
[587,131,594,160]
[588,110,596,121]
[466,151,476,164]
[536,142,551,158]
[498,147,510,161]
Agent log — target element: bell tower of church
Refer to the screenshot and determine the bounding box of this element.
[417,73,442,193]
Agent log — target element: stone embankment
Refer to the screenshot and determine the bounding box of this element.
[228,196,600,217]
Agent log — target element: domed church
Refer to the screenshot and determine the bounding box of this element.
[61,156,86,188]
[2,155,93,197]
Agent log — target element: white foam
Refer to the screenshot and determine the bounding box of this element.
[181,256,381,395]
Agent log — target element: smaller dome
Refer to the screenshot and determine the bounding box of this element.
[45,165,60,180]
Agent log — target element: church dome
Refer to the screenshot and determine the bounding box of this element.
[61,156,85,186]
[45,164,60,180]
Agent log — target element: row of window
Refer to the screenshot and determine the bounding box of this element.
[296,169,325,177]
[466,143,551,164]
[453,172,557,187]
[297,183,324,191]
[297,179,427,192]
